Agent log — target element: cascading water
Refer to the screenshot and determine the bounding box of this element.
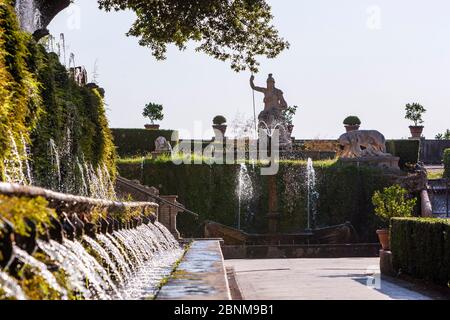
[236,163,254,230]
[1,221,183,300]
[0,271,26,300]
[14,0,42,34]
[306,158,319,230]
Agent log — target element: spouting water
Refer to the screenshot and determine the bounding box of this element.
[306,158,319,230]
[0,271,26,300]
[1,220,184,300]
[14,0,42,34]
[236,163,254,230]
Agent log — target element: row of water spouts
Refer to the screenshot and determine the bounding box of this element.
[0,221,183,300]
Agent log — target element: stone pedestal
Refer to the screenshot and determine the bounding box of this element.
[340,156,401,171]
[159,195,184,240]
[379,250,395,276]
[267,175,280,234]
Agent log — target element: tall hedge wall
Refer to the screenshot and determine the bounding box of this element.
[118,159,395,241]
[386,140,420,169]
[391,218,450,287]
[444,149,450,178]
[111,128,178,157]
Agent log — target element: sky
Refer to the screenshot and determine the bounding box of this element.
[48,0,450,139]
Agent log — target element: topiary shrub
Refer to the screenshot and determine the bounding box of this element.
[444,149,450,178]
[213,115,227,125]
[343,116,361,126]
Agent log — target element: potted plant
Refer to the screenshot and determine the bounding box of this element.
[212,115,227,139]
[282,105,298,135]
[405,103,426,139]
[343,116,361,132]
[143,102,164,130]
[371,185,416,250]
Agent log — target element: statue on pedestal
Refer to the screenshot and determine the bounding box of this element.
[250,74,292,149]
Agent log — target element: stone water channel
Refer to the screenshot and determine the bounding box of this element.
[0,182,185,300]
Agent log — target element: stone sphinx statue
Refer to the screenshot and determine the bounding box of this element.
[250,74,292,148]
[155,136,172,152]
[338,130,388,158]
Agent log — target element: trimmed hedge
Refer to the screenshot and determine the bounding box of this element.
[444,149,450,178]
[386,139,420,169]
[391,218,450,287]
[118,159,394,240]
[111,128,178,157]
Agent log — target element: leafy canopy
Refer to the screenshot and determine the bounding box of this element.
[97,0,289,72]
[143,102,164,124]
[405,103,426,126]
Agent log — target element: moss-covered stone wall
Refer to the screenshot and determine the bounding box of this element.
[0,1,116,191]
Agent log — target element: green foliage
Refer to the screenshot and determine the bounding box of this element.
[142,102,164,124]
[391,218,450,287]
[435,129,450,140]
[213,115,227,125]
[405,103,426,126]
[372,185,415,227]
[343,116,361,126]
[282,105,298,125]
[97,0,289,72]
[0,2,116,187]
[111,128,178,157]
[385,139,420,169]
[0,1,42,180]
[444,149,450,179]
[0,195,56,237]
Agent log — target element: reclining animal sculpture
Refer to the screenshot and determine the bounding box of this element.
[338,130,389,158]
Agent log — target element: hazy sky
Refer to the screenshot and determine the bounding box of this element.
[48,0,450,139]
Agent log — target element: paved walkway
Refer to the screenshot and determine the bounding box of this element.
[225,258,432,300]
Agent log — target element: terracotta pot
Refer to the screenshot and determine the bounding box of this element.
[376,229,390,251]
[409,126,424,139]
[212,124,227,139]
[345,125,360,132]
[145,124,160,130]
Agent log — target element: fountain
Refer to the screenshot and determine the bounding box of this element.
[0,184,184,300]
[236,163,254,230]
[14,0,42,34]
[306,158,319,230]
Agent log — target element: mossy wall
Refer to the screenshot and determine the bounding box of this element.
[118,160,396,242]
[0,1,116,190]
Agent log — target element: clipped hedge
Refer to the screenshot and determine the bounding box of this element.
[391,218,450,287]
[118,159,393,240]
[444,149,450,178]
[111,128,178,157]
[386,139,420,169]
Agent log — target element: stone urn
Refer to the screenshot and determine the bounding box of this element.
[376,229,390,251]
[145,124,160,130]
[345,125,360,133]
[409,126,424,139]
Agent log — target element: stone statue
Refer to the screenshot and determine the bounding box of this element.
[155,136,172,152]
[250,74,292,148]
[338,130,388,158]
